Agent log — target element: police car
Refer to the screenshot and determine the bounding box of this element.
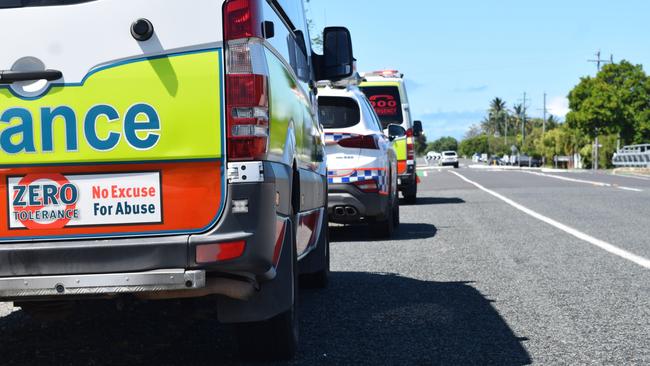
[0,0,354,360]
[318,78,399,237]
[360,70,422,204]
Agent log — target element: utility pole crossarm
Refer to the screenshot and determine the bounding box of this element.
[588,50,614,72]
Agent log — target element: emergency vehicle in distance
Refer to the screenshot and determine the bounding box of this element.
[317,76,400,238]
[360,70,422,204]
[0,0,354,361]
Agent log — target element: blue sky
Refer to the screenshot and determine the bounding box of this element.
[307,0,650,141]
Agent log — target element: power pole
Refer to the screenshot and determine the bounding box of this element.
[522,92,526,143]
[588,50,613,72]
[504,110,508,146]
[593,135,600,170]
[541,93,547,166]
[542,92,547,135]
[518,92,530,145]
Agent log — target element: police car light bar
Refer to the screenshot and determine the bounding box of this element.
[317,72,364,89]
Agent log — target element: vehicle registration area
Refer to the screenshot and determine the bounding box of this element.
[8,172,162,229]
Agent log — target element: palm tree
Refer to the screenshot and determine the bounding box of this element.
[512,104,523,119]
[483,97,508,136]
[546,115,559,130]
[490,97,507,115]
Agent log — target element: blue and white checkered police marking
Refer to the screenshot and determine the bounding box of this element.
[324,133,357,143]
[327,169,388,194]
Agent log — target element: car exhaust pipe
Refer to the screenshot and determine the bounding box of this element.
[334,206,346,217]
[345,206,358,216]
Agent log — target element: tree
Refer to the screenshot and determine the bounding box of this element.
[546,115,560,130]
[459,135,488,157]
[566,60,650,144]
[489,97,508,136]
[427,136,458,153]
[464,124,483,139]
[415,133,427,156]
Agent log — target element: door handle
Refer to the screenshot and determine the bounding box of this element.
[0,69,62,84]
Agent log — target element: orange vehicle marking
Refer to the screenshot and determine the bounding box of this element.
[0,161,223,239]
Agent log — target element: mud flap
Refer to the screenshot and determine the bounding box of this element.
[217,219,295,324]
[298,210,328,276]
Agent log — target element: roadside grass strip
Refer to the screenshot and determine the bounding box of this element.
[450,170,650,270]
[520,170,643,192]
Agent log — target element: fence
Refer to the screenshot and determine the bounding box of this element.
[612,144,650,167]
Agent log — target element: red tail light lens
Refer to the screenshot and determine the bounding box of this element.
[196,240,246,263]
[353,179,379,193]
[226,73,269,160]
[406,128,415,160]
[338,135,380,150]
[224,0,262,40]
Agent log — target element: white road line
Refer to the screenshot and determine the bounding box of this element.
[449,170,650,270]
[521,170,644,192]
[618,186,643,192]
[417,165,453,171]
[612,173,650,181]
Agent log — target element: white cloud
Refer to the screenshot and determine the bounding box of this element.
[547,96,570,118]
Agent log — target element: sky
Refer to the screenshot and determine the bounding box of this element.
[307,0,650,141]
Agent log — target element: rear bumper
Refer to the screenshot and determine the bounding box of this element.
[327,183,387,223]
[0,269,205,300]
[0,161,294,295]
[397,160,416,189]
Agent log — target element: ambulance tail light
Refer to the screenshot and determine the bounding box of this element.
[406,128,415,161]
[224,0,269,161]
[224,0,263,40]
[338,135,380,150]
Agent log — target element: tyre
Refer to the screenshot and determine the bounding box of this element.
[454,163,459,169]
[370,193,396,239]
[403,180,417,205]
[235,216,299,361]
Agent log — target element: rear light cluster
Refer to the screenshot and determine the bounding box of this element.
[224,0,269,161]
[406,128,415,161]
[337,135,380,150]
[196,240,246,263]
[224,0,263,39]
[353,179,379,193]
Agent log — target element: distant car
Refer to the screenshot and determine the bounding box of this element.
[441,151,459,168]
[472,153,480,163]
[318,83,399,238]
[516,155,542,167]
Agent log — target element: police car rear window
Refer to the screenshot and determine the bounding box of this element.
[318,97,360,129]
[0,0,94,8]
[359,86,403,128]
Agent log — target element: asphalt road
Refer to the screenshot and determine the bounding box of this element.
[1,164,649,365]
